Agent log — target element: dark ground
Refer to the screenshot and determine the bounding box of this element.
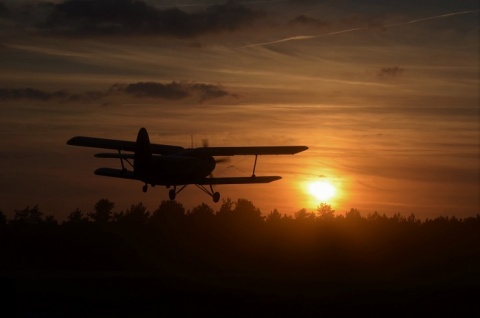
[2,268,479,317]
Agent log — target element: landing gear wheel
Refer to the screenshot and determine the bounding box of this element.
[213,192,220,203]
[169,189,176,200]
[142,184,148,193]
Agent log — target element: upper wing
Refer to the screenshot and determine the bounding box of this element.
[180,146,308,156]
[67,136,184,155]
[197,176,281,185]
[67,136,307,156]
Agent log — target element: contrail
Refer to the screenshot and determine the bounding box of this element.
[242,28,366,48]
[386,10,479,27]
[240,10,479,48]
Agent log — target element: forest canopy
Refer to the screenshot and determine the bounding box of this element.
[2,197,477,226]
[1,197,479,275]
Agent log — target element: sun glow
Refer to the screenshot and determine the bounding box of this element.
[308,181,336,202]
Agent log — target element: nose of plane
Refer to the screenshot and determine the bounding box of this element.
[208,156,216,175]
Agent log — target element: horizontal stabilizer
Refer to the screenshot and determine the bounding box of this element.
[94,168,139,180]
[197,176,281,185]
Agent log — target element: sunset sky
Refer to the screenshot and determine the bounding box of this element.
[1,0,478,220]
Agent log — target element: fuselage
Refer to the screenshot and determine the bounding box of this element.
[139,155,216,186]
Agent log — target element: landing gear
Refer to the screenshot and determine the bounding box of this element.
[167,185,188,201]
[155,184,222,202]
[194,184,221,203]
[169,189,176,200]
[166,184,220,202]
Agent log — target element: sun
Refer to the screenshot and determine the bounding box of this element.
[308,181,336,202]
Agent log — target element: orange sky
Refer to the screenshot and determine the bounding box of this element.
[0,0,478,219]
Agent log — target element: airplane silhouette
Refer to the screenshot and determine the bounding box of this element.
[67,128,308,202]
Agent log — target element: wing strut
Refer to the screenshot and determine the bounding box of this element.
[94,150,133,172]
[168,184,220,203]
[118,150,134,172]
[252,155,258,177]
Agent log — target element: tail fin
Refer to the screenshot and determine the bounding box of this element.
[134,127,152,178]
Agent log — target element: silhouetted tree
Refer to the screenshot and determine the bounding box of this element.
[232,198,264,224]
[391,212,405,223]
[43,215,58,226]
[266,208,282,223]
[216,197,234,218]
[66,208,89,224]
[11,205,43,225]
[464,214,480,227]
[367,211,388,222]
[316,203,335,220]
[187,203,214,223]
[150,200,185,226]
[0,209,6,226]
[117,202,150,226]
[215,197,237,235]
[112,211,125,222]
[406,213,420,225]
[345,208,362,220]
[233,198,260,216]
[88,198,114,223]
[294,208,316,221]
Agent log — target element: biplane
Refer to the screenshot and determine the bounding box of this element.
[67,127,308,203]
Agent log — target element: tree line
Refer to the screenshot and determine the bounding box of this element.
[2,197,478,226]
[1,198,479,279]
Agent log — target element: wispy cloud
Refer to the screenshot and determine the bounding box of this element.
[240,9,479,48]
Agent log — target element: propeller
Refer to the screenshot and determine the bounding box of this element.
[202,138,230,164]
[215,157,231,164]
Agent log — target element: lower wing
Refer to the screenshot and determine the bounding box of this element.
[197,176,281,185]
[93,168,280,185]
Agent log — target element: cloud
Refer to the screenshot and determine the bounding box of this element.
[287,15,330,28]
[377,66,404,77]
[0,88,68,101]
[0,2,9,17]
[189,83,235,102]
[20,0,265,37]
[121,82,190,99]
[118,81,235,102]
[0,81,235,103]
